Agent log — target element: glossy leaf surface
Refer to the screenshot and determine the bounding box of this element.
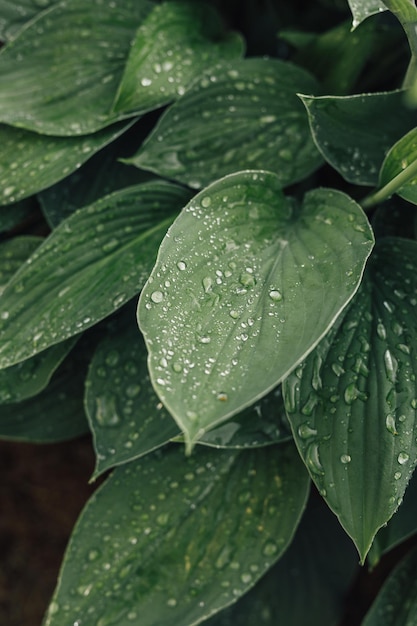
[0,120,135,204]
[44,442,309,626]
[301,91,417,186]
[138,171,374,447]
[128,58,322,189]
[0,0,152,135]
[0,182,192,368]
[347,0,386,28]
[205,496,358,626]
[284,238,417,561]
[86,309,179,479]
[379,127,417,205]
[113,1,244,114]
[362,545,417,626]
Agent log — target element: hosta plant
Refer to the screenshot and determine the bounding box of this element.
[2,0,417,624]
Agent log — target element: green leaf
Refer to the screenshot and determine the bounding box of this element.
[205,496,358,626]
[379,127,417,205]
[112,1,244,114]
[0,338,77,404]
[370,471,417,564]
[0,0,152,135]
[301,91,417,186]
[127,58,322,189]
[138,171,374,448]
[0,119,136,204]
[0,182,192,369]
[86,308,179,479]
[196,385,292,449]
[0,198,37,232]
[0,340,90,442]
[38,121,156,227]
[362,544,417,626]
[0,0,58,41]
[284,238,417,562]
[347,0,386,29]
[44,442,309,626]
[0,235,42,292]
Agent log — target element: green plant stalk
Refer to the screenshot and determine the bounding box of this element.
[361,157,417,209]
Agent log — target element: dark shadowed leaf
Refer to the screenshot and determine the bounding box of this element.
[127,58,322,189]
[301,91,417,186]
[0,120,136,204]
[0,182,192,369]
[284,238,417,561]
[112,1,244,114]
[362,544,417,626]
[0,0,152,135]
[138,170,374,448]
[44,442,309,626]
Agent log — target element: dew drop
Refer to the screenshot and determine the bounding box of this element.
[398,451,409,465]
[95,395,121,428]
[269,290,282,302]
[305,442,324,475]
[177,261,187,271]
[150,290,164,303]
[262,540,278,557]
[202,277,213,293]
[167,598,177,608]
[297,423,317,440]
[141,77,152,86]
[394,471,402,480]
[201,196,211,208]
[384,349,398,384]
[385,414,397,435]
[340,454,351,464]
[376,322,387,340]
[229,309,239,319]
[239,272,256,288]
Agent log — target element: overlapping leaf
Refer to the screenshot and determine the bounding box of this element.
[0,235,41,291]
[347,0,386,28]
[0,341,89,442]
[301,91,417,186]
[0,182,192,369]
[0,120,136,204]
[127,58,322,189]
[0,0,58,41]
[284,238,417,561]
[206,497,358,626]
[138,170,374,448]
[362,545,417,626]
[379,127,417,205]
[44,442,309,626]
[112,1,244,114]
[0,0,152,135]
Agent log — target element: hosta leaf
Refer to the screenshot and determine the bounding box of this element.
[197,385,292,449]
[127,58,322,189]
[347,0,386,28]
[205,496,358,626]
[284,238,417,561]
[38,121,156,227]
[86,308,179,479]
[0,340,89,442]
[0,119,136,204]
[0,0,152,135]
[0,182,192,369]
[138,170,374,449]
[379,127,417,205]
[112,1,244,114]
[0,235,42,292]
[44,442,309,626]
[301,91,417,186]
[362,545,417,626]
[0,0,58,41]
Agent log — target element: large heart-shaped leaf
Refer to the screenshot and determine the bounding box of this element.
[301,91,417,186]
[379,127,417,205]
[362,545,417,626]
[284,238,417,561]
[0,182,192,369]
[127,58,322,189]
[44,442,309,626]
[347,0,386,28]
[0,120,136,204]
[112,1,244,114]
[0,0,152,135]
[138,170,374,449]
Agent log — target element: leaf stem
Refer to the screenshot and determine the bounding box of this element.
[361,157,417,209]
